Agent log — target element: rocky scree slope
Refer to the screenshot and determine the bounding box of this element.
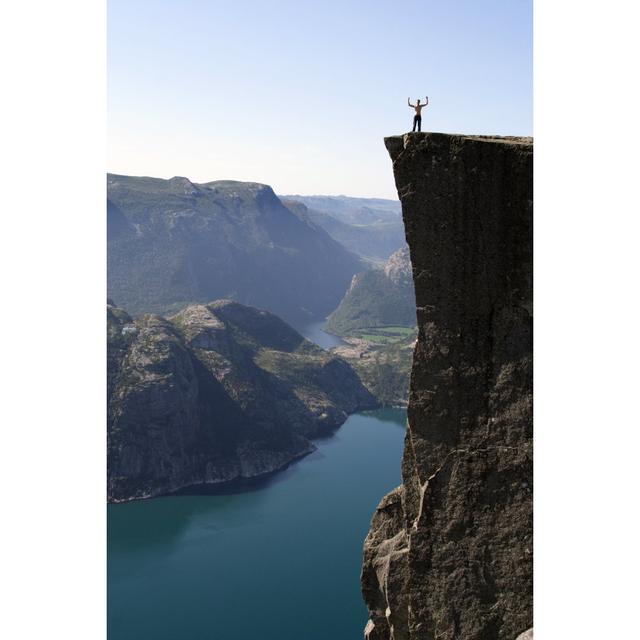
[107,175,363,324]
[107,299,375,502]
[361,133,533,640]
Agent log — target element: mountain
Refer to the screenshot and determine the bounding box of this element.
[281,194,401,225]
[324,247,416,335]
[362,133,533,640]
[107,175,363,324]
[281,195,406,262]
[108,299,376,502]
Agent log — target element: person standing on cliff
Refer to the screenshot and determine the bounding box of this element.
[408,96,428,132]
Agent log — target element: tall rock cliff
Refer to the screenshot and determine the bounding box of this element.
[362,133,533,640]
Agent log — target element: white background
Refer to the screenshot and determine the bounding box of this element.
[1,0,638,637]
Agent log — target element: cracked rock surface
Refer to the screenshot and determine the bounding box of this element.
[361,133,533,640]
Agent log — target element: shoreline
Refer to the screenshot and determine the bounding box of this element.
[108,405,400,505]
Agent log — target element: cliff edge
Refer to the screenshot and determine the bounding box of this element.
[362,132,533,640]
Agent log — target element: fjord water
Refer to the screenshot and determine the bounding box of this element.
[292,318,345,349]
[108,408,406,640]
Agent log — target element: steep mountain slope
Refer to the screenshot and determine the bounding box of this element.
[107,299,375,502]
[107,175,363,324]
[325,247,416,335]
[362,133,533,640]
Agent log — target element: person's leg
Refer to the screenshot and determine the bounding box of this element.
[413,115,418,131]
[417,116,422,132]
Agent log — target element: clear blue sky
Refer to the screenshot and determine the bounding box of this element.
[108,0,532,199]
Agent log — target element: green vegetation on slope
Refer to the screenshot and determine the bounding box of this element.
[324,247,416,335]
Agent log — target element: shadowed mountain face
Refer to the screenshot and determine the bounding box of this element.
[281,195,406,263]
[107,299,376,502]
[107,175,363,324]
[362,133,533,640]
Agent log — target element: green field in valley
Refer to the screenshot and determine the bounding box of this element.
[352,326,417,344]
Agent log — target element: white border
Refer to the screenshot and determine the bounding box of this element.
[2,1,639,638]
[2,1,106,638]
[536,1,640,637]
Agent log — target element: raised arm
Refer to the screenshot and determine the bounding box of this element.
[408,97,415,108]
[424,96,429,105]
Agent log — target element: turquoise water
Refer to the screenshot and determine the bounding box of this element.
[108,409,406,640]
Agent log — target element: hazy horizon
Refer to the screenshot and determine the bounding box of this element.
[107,170,402,201]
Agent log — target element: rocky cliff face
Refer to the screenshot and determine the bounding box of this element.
[107,299,375,502]
[362,133,533,640]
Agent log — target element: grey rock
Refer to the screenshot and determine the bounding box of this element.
[383,247,412,286]
[362,132,533,639]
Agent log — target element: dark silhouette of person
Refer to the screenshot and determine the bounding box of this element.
[408,96,429,132]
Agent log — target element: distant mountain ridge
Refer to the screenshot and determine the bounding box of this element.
[107,174,364,324]
[108,299,376,502]
[281,194,401,225]
[281,195,405,262]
